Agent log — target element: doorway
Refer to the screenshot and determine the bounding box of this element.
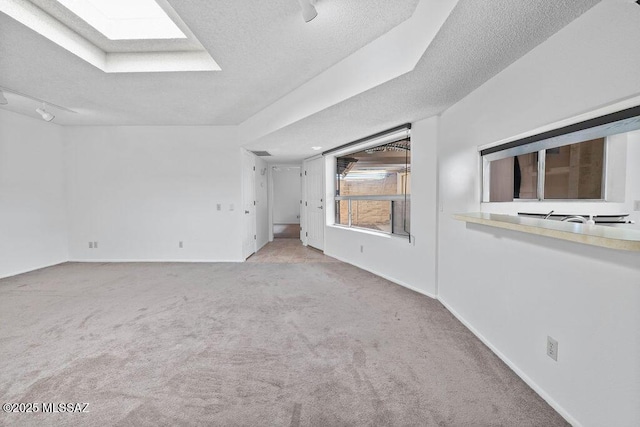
[271,166,301,240]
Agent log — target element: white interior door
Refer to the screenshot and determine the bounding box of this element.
[305,157,325,250]
[242,150,256,259]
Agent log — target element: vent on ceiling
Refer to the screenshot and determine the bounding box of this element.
[251,151,272,157]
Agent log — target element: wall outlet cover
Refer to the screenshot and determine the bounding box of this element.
[547,336,558,361]
[634,200,640,211]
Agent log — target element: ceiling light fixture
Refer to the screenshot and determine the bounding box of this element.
[0,86,76,113]
[36,103,55,122]
[0,90,7,105]
[297,0,317,23]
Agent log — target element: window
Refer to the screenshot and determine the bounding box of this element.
[485,138,605,202]
[335,138,410,236]
[544,138,604,199]
[482,105,640,202]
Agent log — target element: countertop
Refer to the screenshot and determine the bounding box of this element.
[453,212,640,252]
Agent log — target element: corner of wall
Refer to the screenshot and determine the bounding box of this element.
[0,110,69,278]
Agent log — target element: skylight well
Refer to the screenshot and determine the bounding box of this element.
[56,0,186,40]
[1,0,219,72]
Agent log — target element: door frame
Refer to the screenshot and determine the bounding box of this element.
[268,163,303,242]
[241,149,257,259]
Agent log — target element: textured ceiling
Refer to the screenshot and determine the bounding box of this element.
[245,0,603,161]
[0,0,420,125]
[0,0,611,162]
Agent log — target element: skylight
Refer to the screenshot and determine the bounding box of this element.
[1,0,219,72]
[56,0,186,40]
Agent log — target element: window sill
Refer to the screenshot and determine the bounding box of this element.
[328,224,411,241]
[482,200,609,204]
[480,200,628,218]
[453,212,640,252]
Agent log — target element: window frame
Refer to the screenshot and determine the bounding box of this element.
[329,127,411,237]
[482,140,608,202]
[480,105,640,203]
[334,194,411,235]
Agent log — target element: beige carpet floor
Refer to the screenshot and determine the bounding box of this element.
[247,239,336,264]
[0,244,567,426]
[273,225,301,239]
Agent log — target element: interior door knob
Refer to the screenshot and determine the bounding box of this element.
[245,210,250,214]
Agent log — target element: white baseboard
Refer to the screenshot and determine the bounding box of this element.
[68,259,243,263]
[437,297,581,427]
[0,260,67,279]
[257,240,268,252]
[326,252,436,299]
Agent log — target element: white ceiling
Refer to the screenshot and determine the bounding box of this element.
[0,0,610,161]
[245,0,603,160]
[0,0,419,125]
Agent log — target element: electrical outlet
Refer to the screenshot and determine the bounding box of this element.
[216,204,222,211]
[93,241,98,249]
[634,200,640,211]
[179,241,183,248]
[547,336,558,361]
[229,204,234,211]
[360,245,363,253]
[89,242,93,249]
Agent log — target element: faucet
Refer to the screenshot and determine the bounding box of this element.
[561,215,587,224]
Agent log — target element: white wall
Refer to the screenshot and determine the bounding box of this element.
[255,156,269,250]
[324,116,438,297]
[625,130,640,227]
[272,167,301,224]
[437,2,640,426]
[0,109,68,278]
[64,126,243,262]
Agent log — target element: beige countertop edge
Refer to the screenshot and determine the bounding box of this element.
[453,213,640,252]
